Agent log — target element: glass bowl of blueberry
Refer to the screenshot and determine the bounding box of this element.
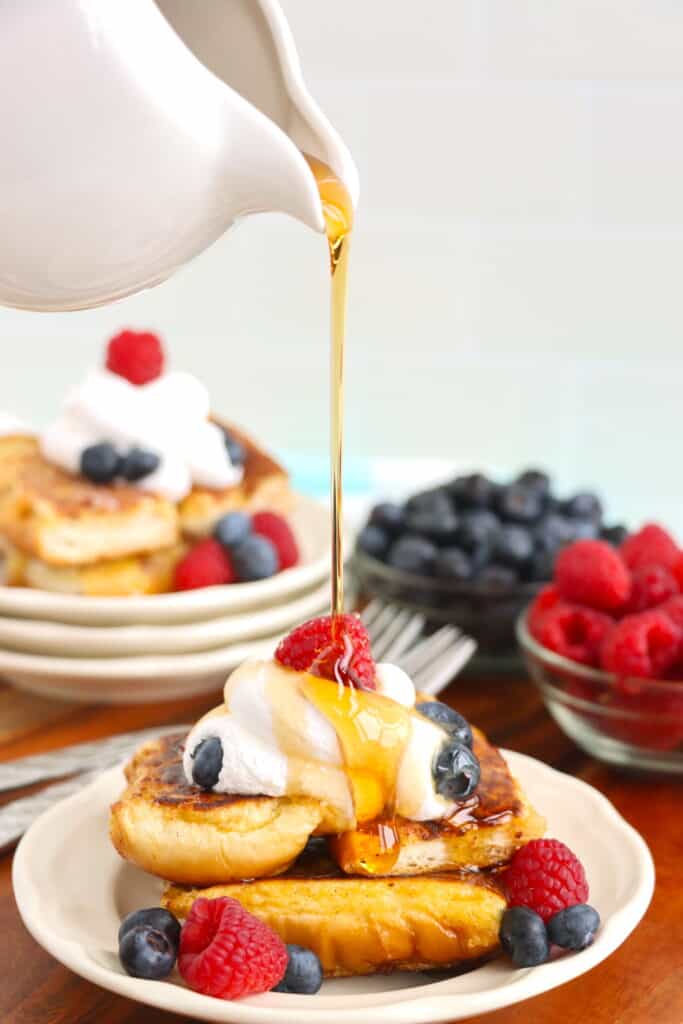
[517,524,683,773]
[353,469,626,664]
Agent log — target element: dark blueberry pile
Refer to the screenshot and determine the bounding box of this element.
[357,469,627,587]
[80,442,160,484]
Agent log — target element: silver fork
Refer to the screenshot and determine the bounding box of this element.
[361,598,476,696]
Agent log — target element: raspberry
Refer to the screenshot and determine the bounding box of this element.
[504,839,589,922]
[106,329,165,385]
[174,539,235,591]
[606,677,683,750]
[528,584,561,639]
[275,613,376,689]
[600,610,681,679]
[251,512,299,570]
[555,539,631,613]
[536,604,613,667]
[621,523,679,572]
[625,564,678,614]
[178,897,287,1000]
[672,552,683,591]
[662,595,683,630]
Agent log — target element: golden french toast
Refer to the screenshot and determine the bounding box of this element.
[179,423,291,538]
[0,448,179,566]
[110,734,323,885]
[329,728,545,876]
[111,724,543,887]
[2,540,186,595]
[162,841,506,978]
[0,434,39,494]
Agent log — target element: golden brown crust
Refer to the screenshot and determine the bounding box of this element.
[0,450,179,565]
[110,734,322,884]
[162,845,506,977]
[178,422,291,537]
[328,729,546,876]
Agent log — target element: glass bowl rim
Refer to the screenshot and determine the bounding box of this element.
[516,607,683,695]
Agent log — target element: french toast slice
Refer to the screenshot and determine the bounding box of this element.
[0,449,178,566]
[179,422,291,538]
[0,434,38,494]
[162,842,506,978]
[110,734,322,885]
[2,540,186,595]
[328,729,546,876]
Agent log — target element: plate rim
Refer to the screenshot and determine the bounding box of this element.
[0,580,330,657]
[12,750,654,1024]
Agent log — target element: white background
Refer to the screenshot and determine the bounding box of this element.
[3,1,682,529]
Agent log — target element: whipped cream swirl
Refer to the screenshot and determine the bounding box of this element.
[40,368,242,501]
[183,659,459,826]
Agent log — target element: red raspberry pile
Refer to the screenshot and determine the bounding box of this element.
[528,523,683,749]
[275,613,377,689]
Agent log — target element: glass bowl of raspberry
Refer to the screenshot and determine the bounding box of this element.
[517,526,683,773]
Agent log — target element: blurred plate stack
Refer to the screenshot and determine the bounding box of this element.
[0,495,331,703]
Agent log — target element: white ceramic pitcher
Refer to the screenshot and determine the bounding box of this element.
[0,0,358,312]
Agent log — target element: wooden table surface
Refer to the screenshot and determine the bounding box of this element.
[0,674,681,1024]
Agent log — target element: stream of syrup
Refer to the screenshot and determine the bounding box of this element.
[304,155,401,872]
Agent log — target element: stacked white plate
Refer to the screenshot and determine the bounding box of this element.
[0,495,331,703]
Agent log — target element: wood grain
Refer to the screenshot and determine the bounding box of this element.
[0,675,681,1024]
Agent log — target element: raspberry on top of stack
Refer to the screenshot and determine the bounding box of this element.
[0,330,298,595]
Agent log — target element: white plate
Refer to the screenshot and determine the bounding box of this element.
[0,634,289,703]
[0,580,329,657]
[13,751,653,1024]
[0,495,329,626]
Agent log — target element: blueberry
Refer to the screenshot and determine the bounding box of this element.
[232,535,279,581]
[405,488,454,518]
[494,524,534,569]
[433,739,480,800]
[119,925,176,980]
[118,908,180,948]
[562,491,603,521]
[191,735,223,790]
[119,447,160,482]
[80,442,121,484]
[448,473,497,509]
[404,508,459,543]
[497,484,543,524]
[478,563,518,586]
[369,502,404,534]
[272,943,323,994]
[357,523,390,559]
[386,536,437,575]
[457,509,500,554]
[534,513,576,551]
[499,907,549,967]
[601,523,629,546]
[515,469,551,499]
[215,511,252,549]
[527,547,556,582]
[572,518,599,540]
[416,701,473,747]
[434,547,471,581]
[223,429,246,467]
[547,904,600,951]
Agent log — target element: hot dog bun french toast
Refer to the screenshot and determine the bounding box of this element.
[0,331,295,594]
[111,614,546,978]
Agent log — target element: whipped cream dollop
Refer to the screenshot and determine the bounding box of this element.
[40,368,242,501]
[183,659,459,827]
